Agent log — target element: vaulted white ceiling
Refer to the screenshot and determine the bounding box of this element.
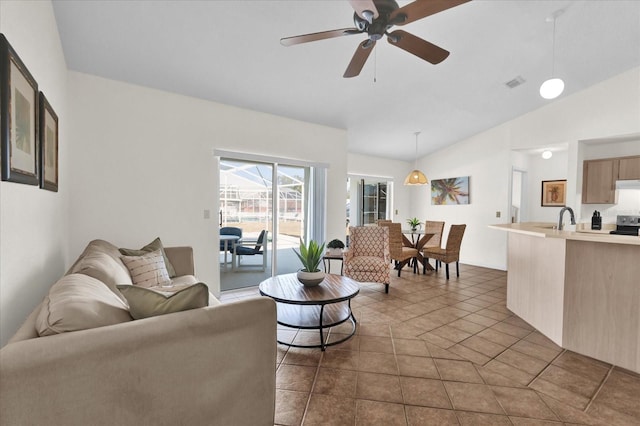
[52,0,640,161]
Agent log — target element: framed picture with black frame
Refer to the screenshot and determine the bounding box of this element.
[39,92,58,191]
[0,34,39,185]
[541,179,566,207]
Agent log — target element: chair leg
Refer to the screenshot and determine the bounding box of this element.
[456,261,460,277]
[413,257,417,274]
[384,283,389,294]
[435,261,439,272]
[445,263,450,280]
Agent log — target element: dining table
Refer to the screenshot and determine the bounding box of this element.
[402,229,436,272]
[220,234,240,269]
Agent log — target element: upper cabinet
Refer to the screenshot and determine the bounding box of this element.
[582,155,640,204]
[618,156,640,180]
[582,159,618,204]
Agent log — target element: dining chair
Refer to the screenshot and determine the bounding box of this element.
[423,224,466,279]
[343,226,391,293]
[220,227,242,251]
[232,230,268,271]
[419,220,445,268]
[378,222,418,277]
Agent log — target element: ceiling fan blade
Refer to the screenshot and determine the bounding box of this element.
[280,28,361,46]
[387,30,449,64]
[349,0,379,22]
[390,0,471,26]
[344,39,376,78]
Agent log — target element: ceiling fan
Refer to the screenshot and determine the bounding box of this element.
[280,0,471,78]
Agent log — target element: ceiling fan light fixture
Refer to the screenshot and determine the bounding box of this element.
[404,132,428,186]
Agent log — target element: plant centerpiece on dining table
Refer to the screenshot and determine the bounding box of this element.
[326,238,345,255]
[407,217,422,233]
[293,239,326,287]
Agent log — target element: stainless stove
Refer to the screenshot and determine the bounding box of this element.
[609,215,640,236]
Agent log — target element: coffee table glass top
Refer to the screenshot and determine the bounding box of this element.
[259,273,359,305]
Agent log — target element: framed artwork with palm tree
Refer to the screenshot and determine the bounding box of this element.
[0,34,39,185]
[431,176,470,205]
[541,180,566,207]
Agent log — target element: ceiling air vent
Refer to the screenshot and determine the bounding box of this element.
[505,76,526,89]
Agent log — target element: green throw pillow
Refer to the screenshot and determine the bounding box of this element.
[117,283,209,320]
[119,237,176,278]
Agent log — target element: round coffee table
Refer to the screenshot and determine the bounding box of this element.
[259,273,359,351]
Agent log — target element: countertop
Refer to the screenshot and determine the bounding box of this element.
[489,222,640,246]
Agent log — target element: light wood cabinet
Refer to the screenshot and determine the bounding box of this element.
[618,155,640,180]
[582,155,640,204]
[582,158,618,204]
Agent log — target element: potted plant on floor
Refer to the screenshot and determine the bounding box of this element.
[293,239,326,287]
[326,239,345,256]
[407,217,422,233]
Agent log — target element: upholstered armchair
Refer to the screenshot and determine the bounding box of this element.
[344,226,391,293]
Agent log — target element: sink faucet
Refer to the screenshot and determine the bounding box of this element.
[558,207,576,231]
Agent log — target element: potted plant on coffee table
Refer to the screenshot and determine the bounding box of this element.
[326,239,345,256]
[293,239,326,287]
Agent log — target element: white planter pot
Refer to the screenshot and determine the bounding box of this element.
[296,270,325,287]
[327,248,343,256]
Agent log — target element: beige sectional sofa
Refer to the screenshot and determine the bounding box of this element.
[0,239,277,426]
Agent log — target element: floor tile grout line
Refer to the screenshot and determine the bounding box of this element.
[584,363,614,414]
[526,348,567,389]
[298,348,324,426]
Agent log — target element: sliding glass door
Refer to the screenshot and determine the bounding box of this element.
[219,158,311,290]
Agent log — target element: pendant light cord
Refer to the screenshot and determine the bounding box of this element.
[551,17,557,76]
[414,132,420,168]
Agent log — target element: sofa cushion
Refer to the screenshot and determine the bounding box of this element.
[119,237,176,278]
[116,283,209,320]
[121,250,171,288]
[36,274,132,336]
[68,251,132,301]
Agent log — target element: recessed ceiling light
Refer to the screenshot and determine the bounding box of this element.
[542,150,553,159]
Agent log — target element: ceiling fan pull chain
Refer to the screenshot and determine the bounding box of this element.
[374,46,377,83]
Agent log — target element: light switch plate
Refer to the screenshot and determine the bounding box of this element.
[496,211,501,218]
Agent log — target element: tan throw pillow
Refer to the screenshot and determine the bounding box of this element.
[119,237,177,278]
[36,274,132,336]
[116,283,209,320]
[121,249,171,288]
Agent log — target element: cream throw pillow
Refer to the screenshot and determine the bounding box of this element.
[119,237,177,278]
[36,274,132,336]
[116,283,209,320]
[121,249,171,288]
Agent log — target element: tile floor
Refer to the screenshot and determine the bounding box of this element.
[220,264,640,426]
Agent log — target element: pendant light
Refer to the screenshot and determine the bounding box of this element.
[540,10,565,100]
[404,132,428,185]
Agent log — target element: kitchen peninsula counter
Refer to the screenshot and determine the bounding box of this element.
[491,222,639,373]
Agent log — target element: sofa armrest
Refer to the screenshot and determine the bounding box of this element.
[164,246,194,276]
[0,298,277,426]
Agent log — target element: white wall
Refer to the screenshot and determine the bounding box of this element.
[0,1,69,346]
[67,72,348,296]
[414,67,640,270]
[527,151,569,223]
[415,126,511,270]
